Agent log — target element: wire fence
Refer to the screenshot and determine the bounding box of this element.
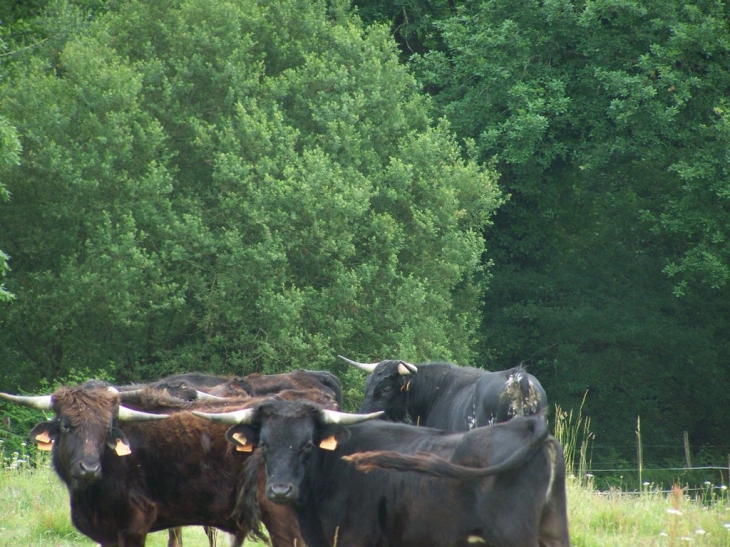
[575,456,730,494]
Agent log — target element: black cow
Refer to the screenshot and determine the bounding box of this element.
[0,386,340,547]
[194,400,570,547]
[341,356,547,430]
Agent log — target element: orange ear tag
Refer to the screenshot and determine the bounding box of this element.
[319,435,338,451]
[36,441,53,451]
[35,431,52,443]
[232,432,254,452]
[115,439,132,456]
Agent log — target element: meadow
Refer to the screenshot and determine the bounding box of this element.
[2,454,730,547]
[2,406,729,547]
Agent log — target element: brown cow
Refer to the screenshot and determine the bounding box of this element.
[118,369,343,408]
[113,370,343,547]
[0,385,338,547]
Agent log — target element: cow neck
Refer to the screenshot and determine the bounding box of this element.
[406,363,475,427]
[404,366,441,426]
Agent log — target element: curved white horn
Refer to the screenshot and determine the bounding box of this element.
[192,408,256,425]
[117,406,169,421]
[337,355,379,373]
[0,392,53,410]
[195,391,229,402]
[320,409,384,425]
[397,361,418,375]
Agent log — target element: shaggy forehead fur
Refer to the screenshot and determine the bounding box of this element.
[258,399,323,421]
[52,386,118,427]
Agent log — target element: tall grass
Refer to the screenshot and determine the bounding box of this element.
[553,391,595,485]
[0,447,265,547]
[4,426,730,546]
[553,401,730,546]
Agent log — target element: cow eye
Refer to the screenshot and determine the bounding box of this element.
[381,385,393,394]
[60,421,72,433]
[302,441,314,454]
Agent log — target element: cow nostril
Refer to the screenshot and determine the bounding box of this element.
[267,483,294,502]
[78,461,100,475]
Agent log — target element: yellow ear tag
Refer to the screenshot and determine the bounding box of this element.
[35,431,52,443]
[232,432,254,452]
[37,441,53,451]
[115,439,132,456]
[319,435,338,451]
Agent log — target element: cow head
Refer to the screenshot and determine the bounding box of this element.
[193,400,382,505]
[339,356,417,421]
[0,386,167,488]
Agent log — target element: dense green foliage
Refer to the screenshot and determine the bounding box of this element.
[371,0,730,461]
[0,0,500,410]
[0,115,20,302]
[2,0,730,466]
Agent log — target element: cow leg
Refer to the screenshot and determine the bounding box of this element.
[538,444,570,547]
[116,532,148,547]
[168,527,183,547]
[225,529,246,547]
[538,497,571,547]
[117,499,158,547]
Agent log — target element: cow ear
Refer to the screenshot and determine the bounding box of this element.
[29,421,58,451]
[399,377,412,392]
[317,425,350,451]
[226,425,259,452]
[106,428,132,456]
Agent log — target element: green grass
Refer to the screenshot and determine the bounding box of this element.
[4,453,730,546]
[0,452,266,547]
[568,478,730,547]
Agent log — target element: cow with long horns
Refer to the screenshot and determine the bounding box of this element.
[0,384,332,547]
[194,400,570,547]
[340,355,548,430]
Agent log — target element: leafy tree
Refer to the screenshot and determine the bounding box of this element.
[0,115,20,302]
[408,0,730,459]
[0,0,501,408]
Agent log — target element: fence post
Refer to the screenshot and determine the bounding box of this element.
[684,431,692,468]
[636,416,643,490]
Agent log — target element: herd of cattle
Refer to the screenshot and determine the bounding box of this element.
[0,356,570,547]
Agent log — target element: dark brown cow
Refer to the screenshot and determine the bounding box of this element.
[113,370,343,547]
[233,370,343,409]
[119,369,343,409]
[195,400,570,547]
[0,386,338,547]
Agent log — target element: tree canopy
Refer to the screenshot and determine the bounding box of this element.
[388,0,730,460]
[0,0,501,409]
[2,0,730,465]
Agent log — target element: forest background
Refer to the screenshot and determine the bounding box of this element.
[0,0,729,473]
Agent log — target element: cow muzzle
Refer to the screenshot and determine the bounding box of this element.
[266,482,298,504]
[73,459,102,481]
